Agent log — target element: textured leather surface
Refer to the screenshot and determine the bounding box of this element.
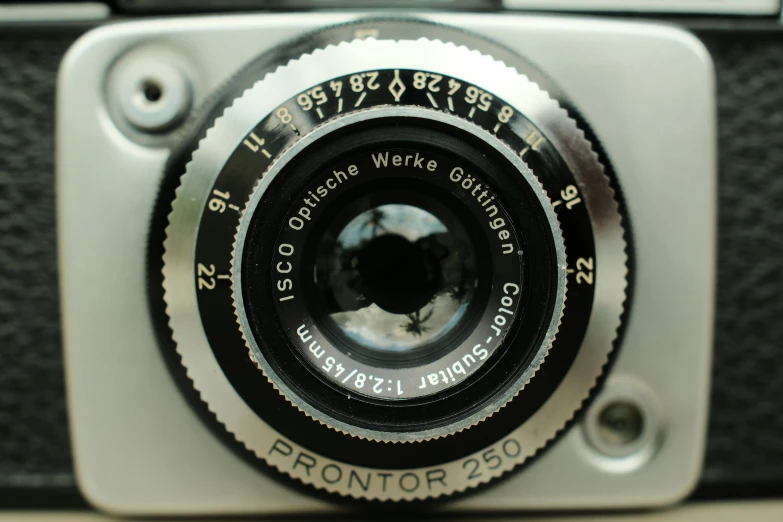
[0,30,81,490]
[0,27,782,497]
[699,32,783,489]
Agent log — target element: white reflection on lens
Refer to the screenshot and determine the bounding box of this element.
[328,204,472,353]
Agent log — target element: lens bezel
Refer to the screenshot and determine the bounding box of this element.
[162,36,626,500]
[237,117,560,431]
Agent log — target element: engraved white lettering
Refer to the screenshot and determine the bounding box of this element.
[372,152,388,168]
[297,324,312,343]
[473,344,489,360]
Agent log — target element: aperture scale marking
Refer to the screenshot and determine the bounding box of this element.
[208,70,591,297]
[197,70,594,307]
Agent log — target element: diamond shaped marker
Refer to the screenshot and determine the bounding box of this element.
[389,70,406,102]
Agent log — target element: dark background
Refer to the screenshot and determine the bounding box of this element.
[0,8,782,507]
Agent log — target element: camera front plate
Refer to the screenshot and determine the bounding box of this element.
[58,12,715,515]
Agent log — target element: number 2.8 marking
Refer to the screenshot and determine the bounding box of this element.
[320,357,404,395]
[413,71,443,92]
[350,72,380,92]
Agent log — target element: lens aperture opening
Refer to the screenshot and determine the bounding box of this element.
[311,185,487,369]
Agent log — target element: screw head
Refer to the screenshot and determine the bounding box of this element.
[582,377,662,470]
[112,51,192,133]
[597,400,645,447]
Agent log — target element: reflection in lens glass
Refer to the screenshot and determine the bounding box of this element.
[314,203,478,355]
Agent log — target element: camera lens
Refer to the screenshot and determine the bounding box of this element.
[161,30,628,500]
[269,144,509,400]
[242,118,538,407]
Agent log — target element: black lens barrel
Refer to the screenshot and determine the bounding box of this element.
[240,118,559,434]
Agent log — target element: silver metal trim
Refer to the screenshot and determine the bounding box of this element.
[163,37,626,500]
[503,0,780,15]
[0,2,109,22]
[231,106,567,442]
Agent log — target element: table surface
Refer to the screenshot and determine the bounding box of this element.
[3,501,783,521]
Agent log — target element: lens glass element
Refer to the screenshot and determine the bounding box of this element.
[313,197,478,357]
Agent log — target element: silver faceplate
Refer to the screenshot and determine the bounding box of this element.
[58,12,715,515]
[503,0,779,15]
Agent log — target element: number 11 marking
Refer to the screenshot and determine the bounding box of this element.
[242,132,272,158]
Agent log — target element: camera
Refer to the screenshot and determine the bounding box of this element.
[55,11,715,513]
[3,0,781,516]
